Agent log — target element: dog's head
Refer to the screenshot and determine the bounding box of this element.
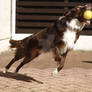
[65,4,92,25]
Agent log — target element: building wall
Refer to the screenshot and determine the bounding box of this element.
[74,36,92,51]
[0,0,10,40]
[14,0,92,51]
[0,0,11,53]
[0,0,92,53]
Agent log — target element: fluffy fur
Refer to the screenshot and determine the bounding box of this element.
[3,5,91,75]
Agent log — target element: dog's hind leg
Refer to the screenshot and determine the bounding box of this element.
[3,51,24,73]
[14,57,31,73]
[15,49,40,73]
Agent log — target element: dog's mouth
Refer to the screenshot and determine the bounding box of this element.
[80,4,92,25]
[85,20,91,25]
[85,4,92,25]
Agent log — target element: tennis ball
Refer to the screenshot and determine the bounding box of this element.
[83,10,92,20]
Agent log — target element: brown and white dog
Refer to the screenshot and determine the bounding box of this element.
[3,5,91,75]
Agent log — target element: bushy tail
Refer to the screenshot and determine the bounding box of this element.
[9,39,21,48]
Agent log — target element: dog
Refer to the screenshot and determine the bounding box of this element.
[3,4,91,75]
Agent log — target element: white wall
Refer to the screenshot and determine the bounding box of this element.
[0,0,11,53]
[0,0,10,40]
[74,36,92,51]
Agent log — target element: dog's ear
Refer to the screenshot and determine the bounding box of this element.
[76,5,82,10]
[64,8,76,17]
[64,9,71,16]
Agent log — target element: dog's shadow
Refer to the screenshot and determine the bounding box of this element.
[0,71,43,84]
[82,61,92,64]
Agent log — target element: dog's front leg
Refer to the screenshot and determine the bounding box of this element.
[52,56,65,76]
[52,47,68,76]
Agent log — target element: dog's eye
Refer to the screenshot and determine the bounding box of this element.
[77,6,81,10]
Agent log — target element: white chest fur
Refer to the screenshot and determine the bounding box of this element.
[61,18,85,54]
[62,19,84,50]
[63,29,76,49]
[61,29,76,55]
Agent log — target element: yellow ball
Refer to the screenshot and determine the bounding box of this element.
[83,10,92,20]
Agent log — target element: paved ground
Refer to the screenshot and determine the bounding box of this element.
[0,51,92,92]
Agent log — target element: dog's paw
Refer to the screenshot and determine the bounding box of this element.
[51,68,58,76]
[3,68,8,73]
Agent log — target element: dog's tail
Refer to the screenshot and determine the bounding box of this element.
[9,39,22,48]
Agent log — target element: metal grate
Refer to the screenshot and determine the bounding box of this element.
[16,0,92,35]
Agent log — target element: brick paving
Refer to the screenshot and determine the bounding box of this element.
[0,51,92,92]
